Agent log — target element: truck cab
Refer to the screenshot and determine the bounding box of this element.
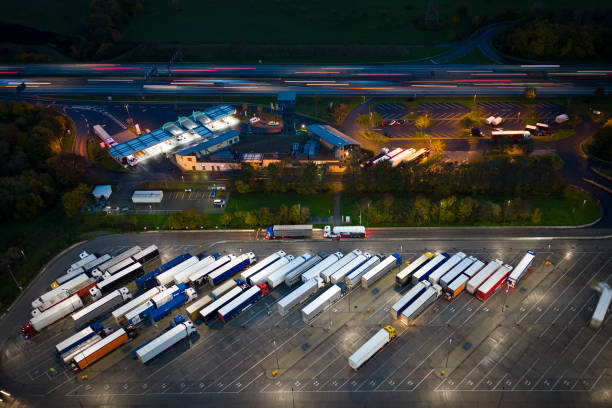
[21,322,36,339]
[323,225,332,238]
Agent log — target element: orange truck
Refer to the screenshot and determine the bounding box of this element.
[71,328,131,372]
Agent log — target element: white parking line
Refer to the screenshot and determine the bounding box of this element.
[413,369,434,390]
[531,365,552,390]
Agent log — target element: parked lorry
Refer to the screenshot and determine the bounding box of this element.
[331,253,370,284]
[199,286,245,321]
[411,253,449,285]
[399,284,442,326]
[67,252,98,274]
[302,284,343,323]
[466,259,503,294]
[135,321,196,364]
[248,255,293,286]
[211,279,241,300]
[266,224,313,239]
[112,286,164,324]
[491,130,530,141]
[361,254,401,288]
[388,148,416,167]
[395,252,434,287]
[218,283,269,323]
[301,252,343,282]
[276,277,324,315]
[72,287,131,329]
[147,287,198,322]
[323,226,366,239]
[476,264,513,301]
[61,334,103,365]
[460,258,485,278]
[186,295,213,320]
[267,254,311,289]
[132,245,159,265]
[346,254,381,288]
[590,282,612,329]
[22,295,84,338]
[53,253,109,288]
[443,274,470,301]
[439,256,477,290]
[173,255,217,285]
[285,253,324,286]
[155,256,199,286]
[209,252,257,286]
[322,250,362,283]
[104,258,136,277]
[240,251,286,282]
[33,273,91,312]
[428,252,466,285]
[507,250,536,288]
[92,262,143,298]
[390,281,430,319]
[348,326,396,370]
[55,322,104,355]
[136,253,191,291]
[189,255,234,287]
[124,301,155,326]
[71,328,132,372]
[91,246,141,278]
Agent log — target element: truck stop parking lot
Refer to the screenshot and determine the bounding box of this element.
[1,233,611,408]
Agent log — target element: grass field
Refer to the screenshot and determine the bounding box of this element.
[0,1,88,35]
[226,192,334,218]
[295,97,363,125]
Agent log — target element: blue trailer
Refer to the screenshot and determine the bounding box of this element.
[208,253,256,287]
[411,253,449,285]
[148,288,197,322]
[217,283,269,323]
[390,282,430,319]
[55,322,103,355]
[136,253,191,291]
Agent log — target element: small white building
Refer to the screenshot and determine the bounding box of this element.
[92,185,112,200]
[132,190,163,203]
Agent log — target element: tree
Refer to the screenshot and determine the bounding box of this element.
[414,114,431,137]
[299,206,311,223]
[414,196,431,225]
[430,139,446,156]
[46,154,88,188]
[220,213,232,228]
[457,197,475,222]
[62,183,90,218]
[592,121,612,161]
[243,211,257,228]
[356,114,371,128]
[531,208,542,224]
[234,180,251,194]
[289,204,301,224]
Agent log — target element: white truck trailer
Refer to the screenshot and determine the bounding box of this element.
[321,250,361,283]
[248,255,293,286]
[466,259,503,294]
[155,256,199,286]
[111,286,163,323]
[266,254,311,289]
[348,326,396,370]
[395,252,434,287]
[189,255,234,287]
[276,277,324,315]
[361,254,401,288]
[91,246,142,278]
[67,253,98,274]
[186,295,214,320]
[301,252,343,282]
[346,254,381,288]
[507,250,536,288]
[172,255,216,285]
[390,281,431,319]
[331,253,370,284]
[136,321,196,363]
[240,251,286,282]
[72,287,131,329]
[302,285,342,323]
[590,282,612,329]
[199,286,244,321]
[24,295,84,336]
[428,252,466,285]
[285,253,324,286]
[439,256,477,290]
[399,284,442,326]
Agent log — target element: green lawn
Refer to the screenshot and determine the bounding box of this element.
[295,97,363,125]
[0,1,89,35]
[446,47,496,64]
[226,192,334,218]
[87,138,126,171]
[531,129,576,142]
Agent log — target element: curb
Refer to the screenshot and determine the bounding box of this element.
[591,167,612,182]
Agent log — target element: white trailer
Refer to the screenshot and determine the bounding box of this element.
[111,286,163,323]
[72,287,131,328]
[590,282,612,329]
[466,259,503,294]
[331,253,369,284]
[321,250,361,283]
[32,273,91,311]
[399,284,442,326]
[507,250,536,288]
[276,277,324,315]
[29,295,84,332]
[323,226,366,238]
[189,255,234,286]
[155,256,199,286]
[132,190,163,203]
[285,254,323,286]
[461,259,485,278]
[83,254,111,273]
[61,335,102,365]
[302,252,343,282]
[172,256,216,285]
[94,263,143,297]
[125,301,153,326]
[186,295,214,320]
[362,254,401,288]
[439,256,477,290]
[55,325,98,355]
[208,252,257,286]
[428,252,466,285]
[248,256,293,286]
[348,326,395,370]
[68,253,97,273]
[266,254,311,289]
[199,286,244,321]
[105,258,135,276]
[388,148,416,167]
[302,285,342,323]
[396,253,433,286]
[240,251,286,281]
[136,321,196,364]
[411,253,448,285]
[92,246,142,278]
[346,255,381,288]
[211,279,238,300]
[390,281,431,320]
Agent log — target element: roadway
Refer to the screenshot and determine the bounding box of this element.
[0,231,611,408]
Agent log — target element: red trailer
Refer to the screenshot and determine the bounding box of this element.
[476,264,513,301]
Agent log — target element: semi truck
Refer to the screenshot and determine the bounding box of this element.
[476,264,513,301]
[395,252,434,287]
[208,252,257,286]
[301,252,343,282]
[411,253,449,285]
[132,245,159,265]
[266,254,311,289]
[155,256,199,286]
[71,328,131,372]
[323,226,366,239]
[92,262,143,298]
[33,273,94,311]
[361,253,402,288]
[72,287,131,329]
[428,252,466,285]
[22,295,84,338]
[266,224,313,239]
[322,250,362,283]
[276,277,324,315]
[443,274,470,301]
[186,295,213,320]
[346,254,381,288]
[285,253,324,286]
[91,246,142,278]
[147,287,198,322]
[507,250,536,288]
[172,255,217,285]
[135,321,196,364]
[388,148,416,167]
[466,259,503,294]
[55,322,103,355]
[136,253,191,291]
[460,258,485,278]
[53,253,110,288]
[399,284,442,326]
[189,255,234,287]
[240,251,286,282]
[390,281,430,319]
[491,130,530,141]
[590,282,612,329]
[302,284,343,323]
[67,252,98,274]
[124,301,154,326]
[331,253,370,284]
[104,258,136,276]
[439,256,477,290]
[218,283,269,323]
[348,326,396,370]
[61,334,103,365]
[211,279,241,300]
[199,286,245,321]
[112,286,164,324]
[248,255,293,286]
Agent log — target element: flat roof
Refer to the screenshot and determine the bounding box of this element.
[306,124,360,148]
[177,130,239,156]
[203,105,235,121]
[178,117,198,130]
[109,128,173,158]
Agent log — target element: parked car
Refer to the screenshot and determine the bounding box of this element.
[213,199,226,207]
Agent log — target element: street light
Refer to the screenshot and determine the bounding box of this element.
[6,264,22,291]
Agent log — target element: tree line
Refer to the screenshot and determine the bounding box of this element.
[591,120,612,161]
[233,162,332,195]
